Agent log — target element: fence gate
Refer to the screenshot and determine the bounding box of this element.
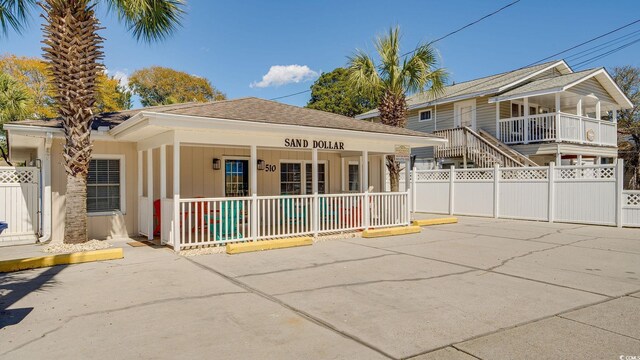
[0,167,40,246]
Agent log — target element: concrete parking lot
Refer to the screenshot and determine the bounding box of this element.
[1,216,640,359]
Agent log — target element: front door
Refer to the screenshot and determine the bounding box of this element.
[225,159,249,197]
[454,99,476,130]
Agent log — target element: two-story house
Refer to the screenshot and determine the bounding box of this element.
[356,60,633,168]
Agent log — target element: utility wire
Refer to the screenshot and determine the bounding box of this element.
[267,0,522,101]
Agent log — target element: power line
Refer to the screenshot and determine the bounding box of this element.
[268,0,522,101]
[401,0,521,57]
[404,18,640,111]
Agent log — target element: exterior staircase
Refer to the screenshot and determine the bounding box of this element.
[433,127,538,168]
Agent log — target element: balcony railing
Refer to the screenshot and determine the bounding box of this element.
[497,112,617,146]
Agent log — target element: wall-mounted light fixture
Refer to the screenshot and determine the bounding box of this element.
[257,159,265,170]
[212,158,221,170]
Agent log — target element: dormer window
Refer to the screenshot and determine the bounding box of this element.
[419,109,433,122]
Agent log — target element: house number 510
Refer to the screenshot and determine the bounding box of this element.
[265,164,277,172]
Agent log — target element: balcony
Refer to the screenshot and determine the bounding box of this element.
[497,112,617,147]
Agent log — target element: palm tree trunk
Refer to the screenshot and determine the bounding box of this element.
[379,91,407,192]
[41,0,103,243]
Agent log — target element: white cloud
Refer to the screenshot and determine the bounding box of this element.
[105,69,130,89]
[112,71,130,89]
[250,65,318,88]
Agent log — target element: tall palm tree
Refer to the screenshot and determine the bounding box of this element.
[348,26,446,191]
[0,72,31,165]
[1,0,185,243]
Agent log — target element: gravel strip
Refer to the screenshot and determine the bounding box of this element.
[43,240,112,254]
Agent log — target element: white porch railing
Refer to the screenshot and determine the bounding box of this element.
[173,191,410,250]
[498,112,617,146]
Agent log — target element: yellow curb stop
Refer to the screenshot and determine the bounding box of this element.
[0,248,124,273]
[362,225,421,238]
[226,237,313,254]
[412,217,458,226]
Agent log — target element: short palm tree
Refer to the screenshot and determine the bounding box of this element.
[348,26,446,191]
[0,72,31,165]
[1,0,185,243]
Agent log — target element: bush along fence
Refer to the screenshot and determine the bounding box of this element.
[409,159,640,228]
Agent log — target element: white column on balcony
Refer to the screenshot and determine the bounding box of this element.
[556,152,561,166]
[577,154,583,166]
[495,101,500,141]
[612,108,618,123]
[147,148,153,240]
[555,93,561,142]
[576,98,583,143]
[576,98,583,116]
[523,97,529,144]
[595,101,601,120]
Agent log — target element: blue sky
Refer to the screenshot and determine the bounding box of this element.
[2,0,640,108]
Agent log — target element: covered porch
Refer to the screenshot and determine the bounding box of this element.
[490,68,630,148]
[111,99,444,251]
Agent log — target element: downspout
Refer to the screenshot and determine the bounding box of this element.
[38,132,53,243]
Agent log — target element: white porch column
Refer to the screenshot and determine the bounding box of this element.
[160,145,167,242]
[556,152,562,166]
[160,145,167,198]
[250,145,257,241]
[362,150,370,229]
[172,139,181,252]
[361,150,369,191]
[311,148,318,237]
[137,150,143,235]
[523,97,529,144]
[595,101,601,120]
[612,108,618,123]
[495,102,500,141]
[147,148,154,240]
[595,156,601,165]
[555,93,561,142]
[576,98,583,116]
[577,154,583,166]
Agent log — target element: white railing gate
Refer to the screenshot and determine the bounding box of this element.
[0,167,40,245]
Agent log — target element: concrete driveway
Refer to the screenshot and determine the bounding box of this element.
[1,216,639,359]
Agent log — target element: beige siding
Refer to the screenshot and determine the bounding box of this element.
[51,142,384,241]
[567,78,616,104]
[51,139,138,241]
[475,96,497,134]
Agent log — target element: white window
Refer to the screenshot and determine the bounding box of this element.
[419,109,433,122]
[348,163,359,192]
[280,163,302,195]
[87,155,125,215]
[280,161,328,195]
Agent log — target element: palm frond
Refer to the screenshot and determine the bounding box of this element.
[0,0,35,36]
[401,43,448,96]
[346,49,382,99]
[0,72,31,123]
[375,26,401,93]
[105,0,185,42]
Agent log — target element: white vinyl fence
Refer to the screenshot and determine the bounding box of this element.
[170,191,410,250]
[0,167,40,245]
[411,160,640,228]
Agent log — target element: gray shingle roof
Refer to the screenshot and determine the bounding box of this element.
[494,68,602,100]
[10,97,440,139]
[357,60,565,118]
